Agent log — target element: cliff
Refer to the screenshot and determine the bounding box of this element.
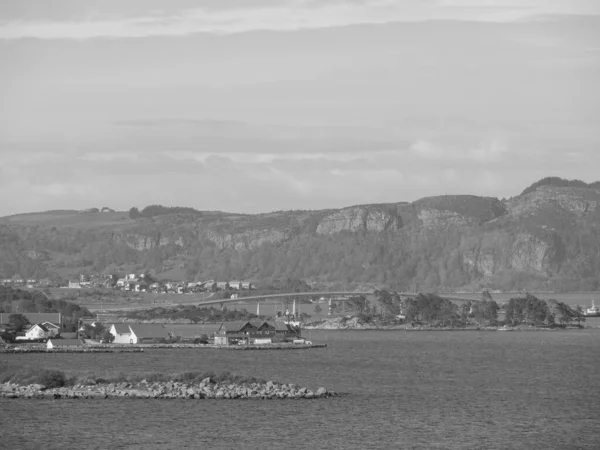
[1,177,599,292]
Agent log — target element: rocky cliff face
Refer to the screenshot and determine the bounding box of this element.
[414,195,507,230]
[417,208,476,230]
[509,233,554,273]
[462,230,565,277]
[203,228,295,250]
[113,233,183,251]
[316,207,398,235]
[506,186,599,220]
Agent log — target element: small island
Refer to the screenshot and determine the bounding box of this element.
[0,368,339,400]
[305,292,589,331]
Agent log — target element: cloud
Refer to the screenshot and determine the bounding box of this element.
[410,138,510,163]
[1,0,598,39]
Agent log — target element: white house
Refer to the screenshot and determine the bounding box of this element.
[109,323,170,344]
[68,281,81,289]
[109,323,133,344]
[24,324,50,340]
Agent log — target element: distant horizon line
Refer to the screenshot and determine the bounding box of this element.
[3,175,600,219]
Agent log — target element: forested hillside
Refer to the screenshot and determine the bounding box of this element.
[1,177,599,292]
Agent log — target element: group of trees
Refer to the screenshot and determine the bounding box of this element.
[129,205,201,219]
[504,294,585,326]
[520,176,600,196]
[0,286,93,333]
[81,322,114,343]
[124,305,258,323]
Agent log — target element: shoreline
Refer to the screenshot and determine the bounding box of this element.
[303,323,590,331]
[0,342,327,353]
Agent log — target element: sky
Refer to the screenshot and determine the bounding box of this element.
[0,0,599,215]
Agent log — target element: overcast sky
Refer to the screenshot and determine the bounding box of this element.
[1,0,599,215]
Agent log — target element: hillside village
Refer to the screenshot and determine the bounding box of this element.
[1,272,253,296]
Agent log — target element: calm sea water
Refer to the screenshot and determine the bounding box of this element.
[2,330,600,449]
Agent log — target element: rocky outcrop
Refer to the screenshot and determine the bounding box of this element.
[462,248,497,277]
[510,233,554,273]
[418,208,476,230]
[316,207,397,235]
[462,231,562,276]
[507,186,600,220]
[113,233,182,250]
[0,379,340,400]
[414,195,507,230]
[203,228,294,250]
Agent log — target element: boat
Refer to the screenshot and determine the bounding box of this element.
[497,325,514,332]
[584,300,600,317]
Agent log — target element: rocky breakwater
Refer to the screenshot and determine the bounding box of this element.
[0,378,340,400]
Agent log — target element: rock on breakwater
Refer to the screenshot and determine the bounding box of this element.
[0,379,341,400]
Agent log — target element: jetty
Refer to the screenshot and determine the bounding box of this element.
[0,379,341,400]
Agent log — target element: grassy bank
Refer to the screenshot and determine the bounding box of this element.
[0,366,271,388]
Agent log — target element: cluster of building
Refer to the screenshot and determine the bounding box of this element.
[0,278,55,289]
[0,312,302,348]
[1,272,255,295]
[68,273,254,294]
[0,313,78,344]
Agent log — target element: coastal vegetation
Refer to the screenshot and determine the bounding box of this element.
[0,366,337,400]
[322,291,586,329]
[123,305,259,323]
[0,366,269,388]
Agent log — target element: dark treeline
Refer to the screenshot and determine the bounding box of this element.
[0,286,92,322]
[520,176,600,196]
[129,205,202,219]
[504,294,585,326]
[342,291,585,328]
[124,305,258,323]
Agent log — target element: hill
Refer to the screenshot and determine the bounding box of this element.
[1,177,599,293]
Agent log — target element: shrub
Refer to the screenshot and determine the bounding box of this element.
[0,367,67,388]
[39,370,66,388]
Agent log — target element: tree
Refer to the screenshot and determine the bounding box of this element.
[460,301,471,324]
[129,207,140,219]
[347,295,368,314]
[8,313,30,332]
[100,330,115,343]
[195,334,209,344]
[83,322,106,339]
[574,305,586,326]
[314,304,322,314]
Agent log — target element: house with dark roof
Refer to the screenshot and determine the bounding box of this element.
[128,324,170,343]
[108,323,170,344]
[214,321,256,345]
[47,338,84,349]
[42,322,60,337]
[249,319,276,335]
